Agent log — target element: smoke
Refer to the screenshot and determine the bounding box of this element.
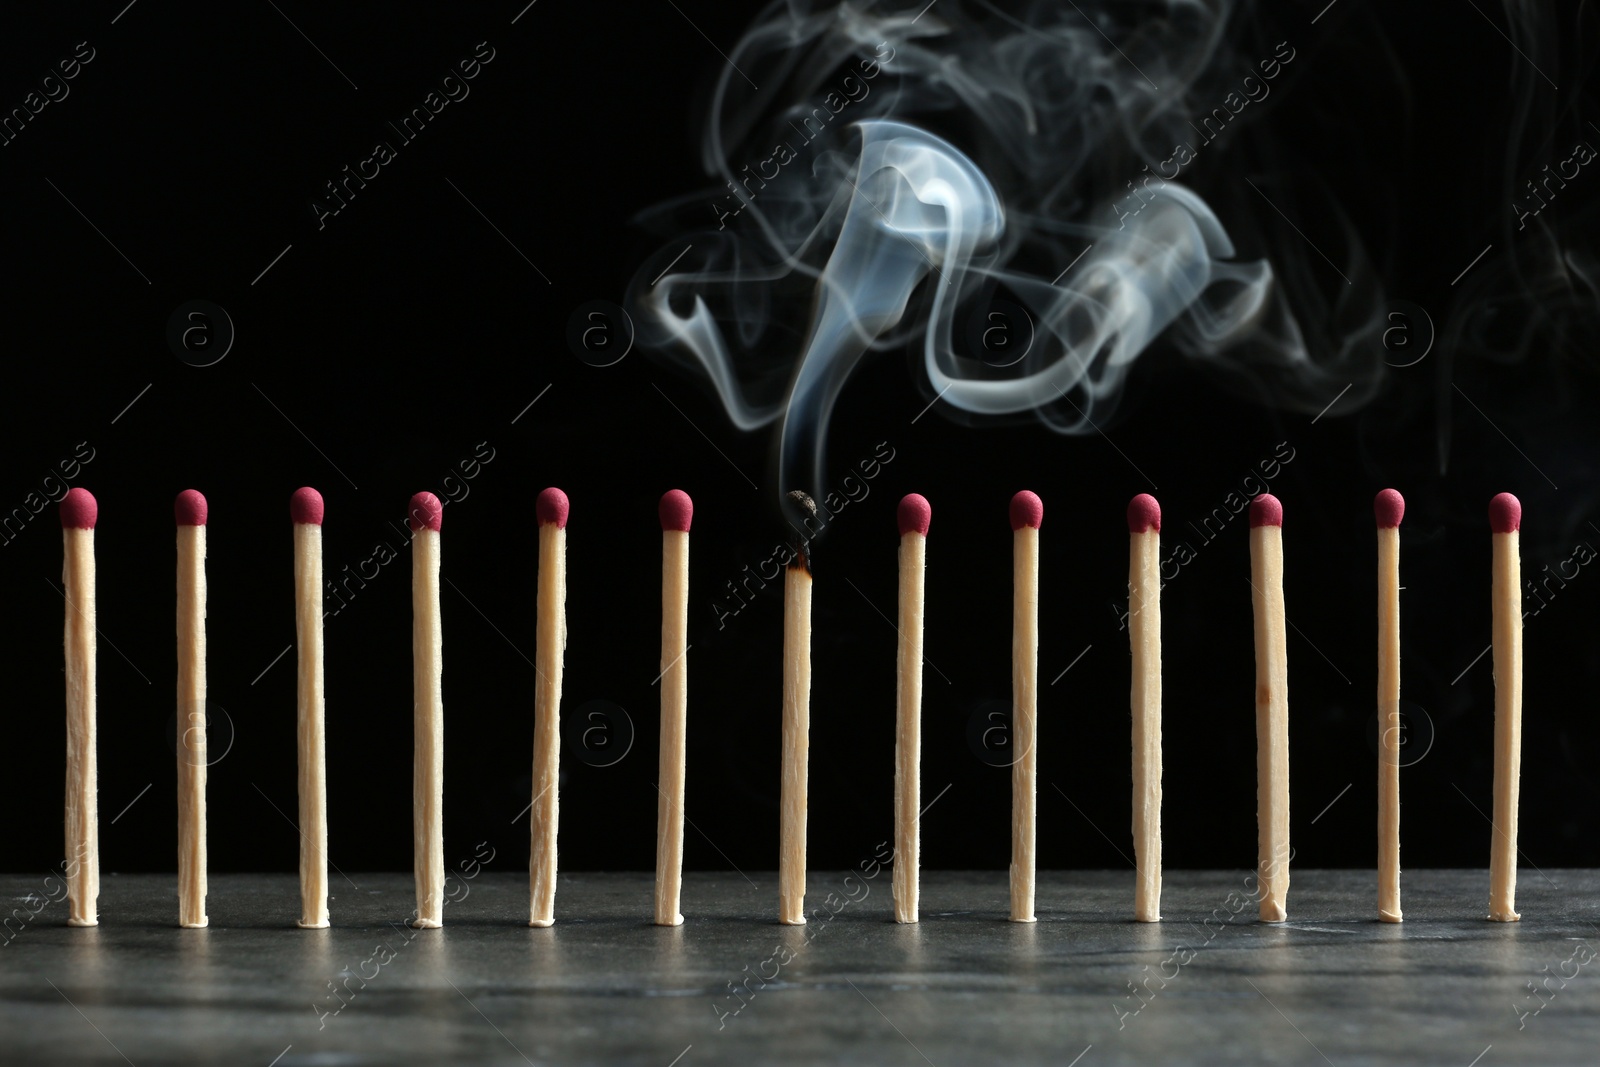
[627,0,1388,503]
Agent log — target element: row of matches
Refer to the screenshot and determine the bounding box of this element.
[52,483,1526,930]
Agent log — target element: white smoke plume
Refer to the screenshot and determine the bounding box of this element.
[628,0,1386,501]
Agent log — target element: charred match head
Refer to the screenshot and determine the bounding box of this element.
[60,487,97,529]
[291,487,325,526]
[659,489,693,532]
[1127,493,1161,534]
[897,493,931,538]
[1374,489,1404,529]
[783,490,818,572]
[1249,493,1283,528]
[536,487,570,529]
[1489,492,1521,534]
[408,491,443,533]
[1009,490,1042,532]
[175,489,208,526]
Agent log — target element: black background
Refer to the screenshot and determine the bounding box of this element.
[2,1,1597,882]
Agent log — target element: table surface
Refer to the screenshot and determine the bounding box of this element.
[3,868,1598,1066]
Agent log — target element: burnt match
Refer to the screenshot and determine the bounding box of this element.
[779,490,816,925]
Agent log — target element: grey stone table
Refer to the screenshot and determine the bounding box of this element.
[3,869,1598,1065]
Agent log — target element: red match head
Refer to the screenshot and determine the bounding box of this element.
[1249,493,1282,528]
[60,488,97,530]
[1374,488,1404,529]
[1489,492,1521,534]
[175,489,207,526]
[1127,493,1160,534]
[1009,490,1042,531]
[290,487,324,526]
[659,489,692,532]
[408,491,443,532]
[897,493,931,537]
[537,487,569,528]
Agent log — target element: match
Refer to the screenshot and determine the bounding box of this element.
[1009,490,1042,924]
[1127,493,1162,923]
[61,487,99,927]
[893,493,931,924]
[1488,492,1523,922]
[655,489,691,927]
[530,487,569,928]
[410,491,445,929]
[292,487,329,929]
[779,490,816,925]
[175,489,209,929]
[1248,493,1289,923]
[1375,488,1404,923]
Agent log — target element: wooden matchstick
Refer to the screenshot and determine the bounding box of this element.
[655,489,692,927]
[175,489,209,929]
[1248,493,1290,923]
[779,491,816,926]
[1375,489,1404,923]
[1127,494,1162,923]
[1009,490,1042,923]
[530,487,569,928]
[409,491,444,929]
[61,488,99,927]
[893,494,931,924]
[1488,492,1523,922]
[292,488,329,929]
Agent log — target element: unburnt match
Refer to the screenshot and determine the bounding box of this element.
[1488,492,1523,923]
[410,491,445,928]
[530,487,569,928]
[175,489,209,929]
[1127,493,1162,923]
[292,487,329,929]
[655,489,691,927]
[1375,489,1404,923]
[61,488,99,927]
[1248,493,1289,923]
[1009,490,1042,924]
[779,491,816,926]
[893,493,931,924]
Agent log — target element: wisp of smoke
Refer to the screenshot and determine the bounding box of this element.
[627,0,1386,504]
